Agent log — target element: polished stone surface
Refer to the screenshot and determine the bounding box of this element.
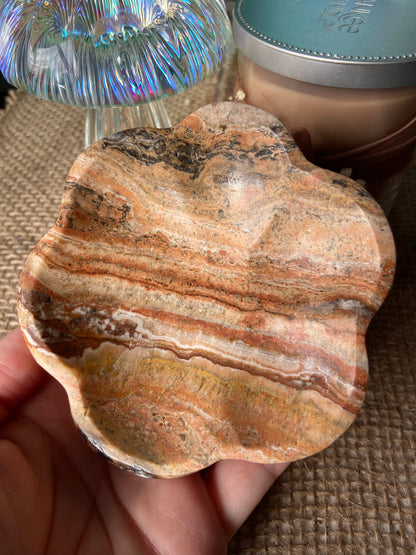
[18,102,395,478]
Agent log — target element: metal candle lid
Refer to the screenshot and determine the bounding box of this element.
[233,0,416,88]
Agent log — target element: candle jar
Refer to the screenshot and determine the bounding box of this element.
[233,0,416,213]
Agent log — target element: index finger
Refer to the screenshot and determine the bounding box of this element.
[204,459,289,540]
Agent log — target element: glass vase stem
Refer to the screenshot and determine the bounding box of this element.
[85,99,172,147]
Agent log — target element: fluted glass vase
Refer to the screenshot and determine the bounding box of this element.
[0,0,231,145]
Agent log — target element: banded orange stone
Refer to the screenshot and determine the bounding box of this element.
[18,102,395,478]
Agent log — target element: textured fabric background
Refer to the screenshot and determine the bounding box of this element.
[0,53,415,553]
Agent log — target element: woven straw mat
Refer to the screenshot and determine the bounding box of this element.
[0,54,415,554]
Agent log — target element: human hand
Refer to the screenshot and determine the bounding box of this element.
[0,329,288,555]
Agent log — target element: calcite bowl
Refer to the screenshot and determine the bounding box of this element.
[18,102,395,478]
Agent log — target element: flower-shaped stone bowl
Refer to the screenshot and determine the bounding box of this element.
[18,102,395,478]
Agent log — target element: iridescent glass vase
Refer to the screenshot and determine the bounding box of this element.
[0,0,231,144]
